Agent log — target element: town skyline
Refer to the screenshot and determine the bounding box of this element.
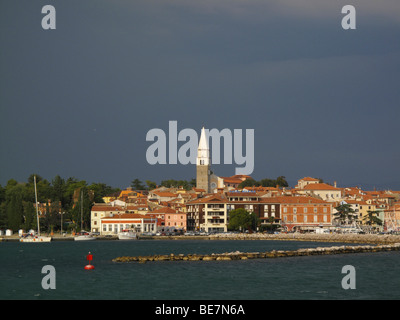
[1,1,399,190]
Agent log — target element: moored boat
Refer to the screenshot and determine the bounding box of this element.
[74,231,96,241]
[20,233,52,243]
[118,229,138,240]
[20,175,52,243]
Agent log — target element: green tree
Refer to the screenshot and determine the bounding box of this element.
[334,203,357,225]
[145,180,157,190]
[275,176,289,187]
[189,178,196,189]
[160,179,193,190]
[51,175,66,204]
[22,200,36,231]
[0,185,5,229]
[5,183,25,231]
[0,184,5,204]
[89,182,120,202]
[131,178,145,190]
[363,210,383,231]
[71,187,92,232]
[42,202,61,233]
[228,208,259,232]
[238,178,258,189]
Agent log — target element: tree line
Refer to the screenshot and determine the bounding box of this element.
[238,176,289,188]
[0,174,120,233]
[131,178,196,190]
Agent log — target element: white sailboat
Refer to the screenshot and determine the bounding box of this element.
[20,176,52,243]
[74,190,96,241]
[74,230,96,241]
[118,229,138,240]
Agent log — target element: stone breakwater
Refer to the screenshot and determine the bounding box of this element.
[112,243,400,263]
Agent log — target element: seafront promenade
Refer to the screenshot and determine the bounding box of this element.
[208,232,400,244]
[2,232,400,244]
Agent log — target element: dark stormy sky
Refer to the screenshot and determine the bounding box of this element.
[1,0,399,190]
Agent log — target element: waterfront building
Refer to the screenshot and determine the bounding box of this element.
[100,213,157,235]
[164,209,187,231]
[277,196,333,232]
[186,193,229,232]
[226,191,281,229]
[297,182,342,202]
[384,204,400,232]
[91,204,126,233]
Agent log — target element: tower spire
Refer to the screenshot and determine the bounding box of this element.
[197,127,210,166]
[196,126,210,192]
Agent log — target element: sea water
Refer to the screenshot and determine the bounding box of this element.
[0,239,399,300]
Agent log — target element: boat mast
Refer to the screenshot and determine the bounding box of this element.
[34,175,40,236]
[81,189,83,231]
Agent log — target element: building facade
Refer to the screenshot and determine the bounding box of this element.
[186,194,229,232]
[100,213,157,235]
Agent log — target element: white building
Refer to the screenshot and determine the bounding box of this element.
[100,213,158,235]
[91,204,126,233]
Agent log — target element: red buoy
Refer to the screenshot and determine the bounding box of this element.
[84,251,95,270]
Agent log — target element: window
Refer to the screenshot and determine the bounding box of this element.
[304,215,307,222]
[323,208,327,213]
[314,207,317,213]
[314,215,317,222]
[323,215,327,222]
[304,208,307,213]
[283,207,287,213]
[293,208,297,214]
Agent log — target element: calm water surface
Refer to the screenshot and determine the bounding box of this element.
[1,239,399,300]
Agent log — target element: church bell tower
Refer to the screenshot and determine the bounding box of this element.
[196,127,210,193]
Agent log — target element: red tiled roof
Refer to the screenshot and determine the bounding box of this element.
[303,183,340,191]
[91,205,124,211]
[151,207,178,214]
[299,177,320,181]
[151,191,177,197]
[188,194,228,204]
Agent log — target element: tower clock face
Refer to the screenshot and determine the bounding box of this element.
[211,182,217,189]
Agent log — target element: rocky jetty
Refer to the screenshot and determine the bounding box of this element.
[112,243,400,263]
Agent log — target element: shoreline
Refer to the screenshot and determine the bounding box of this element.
[2,233,400,245]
